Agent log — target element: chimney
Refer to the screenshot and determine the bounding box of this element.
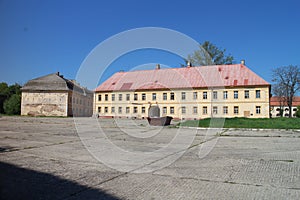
[156,64,160,70]
[187,61,192,68]
[241,60,245,65]
[56,72,60,76]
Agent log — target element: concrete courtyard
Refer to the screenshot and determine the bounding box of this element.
[1,116,300,199]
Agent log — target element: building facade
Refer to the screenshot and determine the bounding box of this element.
[270,96,300,117]
[21,72,93,117]
[94,64,271,119]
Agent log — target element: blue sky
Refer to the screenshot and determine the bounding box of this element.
[1,0,299,90]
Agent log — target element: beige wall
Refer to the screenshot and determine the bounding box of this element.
[94,86,270,119]
[21,91,68,116]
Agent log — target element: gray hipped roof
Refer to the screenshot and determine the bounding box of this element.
[21,72,93,95]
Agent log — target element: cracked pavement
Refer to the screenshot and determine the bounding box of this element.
[1,116,300,199]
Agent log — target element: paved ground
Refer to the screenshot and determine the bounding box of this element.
[1,116,300,200]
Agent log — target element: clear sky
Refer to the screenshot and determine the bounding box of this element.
[1,0,299,89]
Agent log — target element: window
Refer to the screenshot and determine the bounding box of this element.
[111,107,115,113]
[223,91,228,99]
[256,90,261,98]
[126,94,130,101]
[142,93,146,100]
[163,93,167,100]
[203,92,207,99]
[118,94,122,101]
[170,107,174,114]
[193,106,198,114]
[256,106,261,114]
[105,94,108,101]
[244,90,249,99]
[152,93,156,101]
[203,106,208,115]
[181,92,186,100]
[234,91,238,99]
[98,95,101,101]
[126,107,130,113]
[213,91,218,99]
[118,107,122,113]
[104,107,108,113]
[181,106,186,114]
[170,92,175,100]
[141,107,146,113]
[112,94,115,101]
[213,106,218,114]
[193,92,198,100]
[163,107,167,114]
[134,94,138,101]
[98,107,101,113]
[234,106,239,114]
[133,107,138,113]
[223,106,228,114]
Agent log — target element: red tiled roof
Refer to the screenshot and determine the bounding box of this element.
[95,64,270,92]
[270,96,300,107]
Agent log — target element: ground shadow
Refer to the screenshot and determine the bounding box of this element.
[0,161,121,200]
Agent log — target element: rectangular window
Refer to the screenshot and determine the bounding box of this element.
[111,107,115,113]
[213,91,218,99]
[193,92,198,100]
[244,90,249,99]
[181,106,186,114]
[170,107,174,114]
[98,107,101,113]
[152,93,156,101]
[234,106,239,114]
[112,94,115,101]
[142,93,146,101]
[134,93,138,101]
[234,91,238,99]
[163,107,167,114]
[223,91,228,99]
[118,107,122,113]
[126,107,130,113]
[105,94,108,101]
[170,92,175,100]
[126,94,130,101]
[203,92,207,99]
[213,106,218,114]
[203,106,208,115]
[181,92,186,100]
[104,107,108,113]
[118,94,122,101]
[163,93,167,100]
[223,106,228,114]
[256,90,261,98]
[141,107,145,113]
[193,106,198,114]
[256,106,261,114]
[133,106,138,113]
[98,95,102,101]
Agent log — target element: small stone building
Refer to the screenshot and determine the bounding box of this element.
[270,96,300,117]
[21,72,93,117]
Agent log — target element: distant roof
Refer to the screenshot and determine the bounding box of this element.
[22,72,92,94]
[270,96,300,107]
[95,64,270,92]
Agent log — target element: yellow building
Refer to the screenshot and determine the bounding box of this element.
[94,63,270,119]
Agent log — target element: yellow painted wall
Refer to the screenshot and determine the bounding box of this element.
[94,86,270,119]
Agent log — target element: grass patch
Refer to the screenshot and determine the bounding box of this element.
[178,117,300,129]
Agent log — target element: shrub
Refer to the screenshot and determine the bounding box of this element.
[3,94,21,115]
[296,106,300,118]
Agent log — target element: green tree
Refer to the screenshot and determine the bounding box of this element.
[187,41,234,66]
[0,82,9,113]
[3,94,21,115]
[272,65,300,118]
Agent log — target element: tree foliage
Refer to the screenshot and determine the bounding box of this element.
[272,65,300,118]
[296,106,300,118]
[0,82,21,114]
[187,41,234,66]
[4,94,21,115]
